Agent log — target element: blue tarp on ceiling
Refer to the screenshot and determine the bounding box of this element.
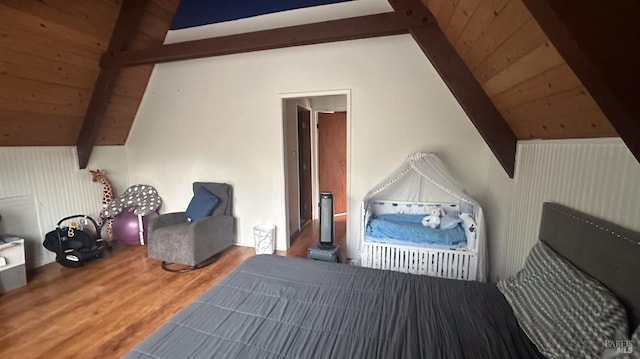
[170,0,353,30]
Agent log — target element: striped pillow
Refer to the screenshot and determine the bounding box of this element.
[498,241,629,359]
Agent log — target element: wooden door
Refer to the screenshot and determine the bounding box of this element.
[318,112,347,214]
[297,107,313,227]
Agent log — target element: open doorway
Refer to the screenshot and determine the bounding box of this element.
[282,93,349,251]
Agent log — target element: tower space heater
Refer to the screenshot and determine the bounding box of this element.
[318,192,335,248]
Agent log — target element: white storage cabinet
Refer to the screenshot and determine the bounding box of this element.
[0,238,27,293]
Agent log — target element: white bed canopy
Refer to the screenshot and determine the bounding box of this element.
[362,152,487,281]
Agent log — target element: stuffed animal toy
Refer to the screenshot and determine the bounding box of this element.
[422,208,445,228]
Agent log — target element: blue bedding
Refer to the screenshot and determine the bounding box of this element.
[366,214,466,247]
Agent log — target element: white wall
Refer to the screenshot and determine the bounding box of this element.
[485,138,640,282]
[126,35,494,256]
[0,146,128,268]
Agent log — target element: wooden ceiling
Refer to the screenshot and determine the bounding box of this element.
[1,0,638,177]
[422,0,617,140]
[0,0,178,146]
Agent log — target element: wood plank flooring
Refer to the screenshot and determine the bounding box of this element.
[279,215,347,261]
[0,216,346,358]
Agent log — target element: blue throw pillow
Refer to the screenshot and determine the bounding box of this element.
[185,187,220,221]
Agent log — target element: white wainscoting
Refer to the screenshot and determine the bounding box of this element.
[0,146,128,268]
[486,138,640,282]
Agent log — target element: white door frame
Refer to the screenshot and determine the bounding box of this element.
[279,89,351,248]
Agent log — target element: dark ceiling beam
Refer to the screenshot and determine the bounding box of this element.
[410,24,517,177]
[111,12,421,67]
[76,0,150,169]
[521,0,640,165]
[388,0,517,177]
[84,0,518,176]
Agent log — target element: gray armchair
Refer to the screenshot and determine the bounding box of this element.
[147,182,234,272]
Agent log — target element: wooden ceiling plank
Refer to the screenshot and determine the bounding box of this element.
[0,110,81,127]
[76,0,150,169]
[145,0,178,25]
[0,36,100,71]
[0,4,109,56]
[426,0,444,16]
[507,107,615,140]
[521,0,640,164]
[463,0,531,70]
[0,110,82,146]
[435,0,460,29]
[0,98,86,118]
[491,64,580,109]
[453,0,510,60]
[443,0,481,44]
[0,74,91,103]
[473,18,546,84]
[505,87,608,119]
[112,12,417,67]
[151,0,180,14]
[42,0,120,20]
[482,40,564,97]
[0,38,100,70]
[0,50,98,90]
[0,0,116,40]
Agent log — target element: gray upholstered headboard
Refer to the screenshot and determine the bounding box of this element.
[539,202,640,330]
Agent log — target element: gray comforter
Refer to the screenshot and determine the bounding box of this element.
[125,255,542,359]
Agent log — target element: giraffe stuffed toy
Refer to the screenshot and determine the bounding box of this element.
[90,169,115,242]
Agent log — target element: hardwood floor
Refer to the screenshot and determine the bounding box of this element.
[280,215,347,261]
[0,216,347,358]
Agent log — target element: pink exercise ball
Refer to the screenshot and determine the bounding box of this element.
[112,210,159,245]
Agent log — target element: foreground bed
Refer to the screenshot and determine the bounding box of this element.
[125,203,640,358]
[126,255,540,358]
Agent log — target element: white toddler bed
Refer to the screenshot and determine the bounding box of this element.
[361,200,480,280]
[359,153,487,281]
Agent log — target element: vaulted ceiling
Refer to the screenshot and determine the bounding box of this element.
[1,0,638,177]
[425,0,616,139]
[0,0,178,146]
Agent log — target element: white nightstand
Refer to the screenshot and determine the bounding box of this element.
[0,237,27,293]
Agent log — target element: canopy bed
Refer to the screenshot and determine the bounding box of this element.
[360,153,487,281]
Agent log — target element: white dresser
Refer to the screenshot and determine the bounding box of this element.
[0,237,26,293]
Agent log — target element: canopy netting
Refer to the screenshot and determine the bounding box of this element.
[362,152,487,281]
